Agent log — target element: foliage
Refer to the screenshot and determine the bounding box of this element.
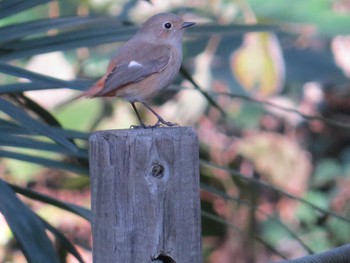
[0,0,350,262]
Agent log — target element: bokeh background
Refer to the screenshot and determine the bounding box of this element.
[1,0,350,262]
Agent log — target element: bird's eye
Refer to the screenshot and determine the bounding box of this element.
[163,22,173,30]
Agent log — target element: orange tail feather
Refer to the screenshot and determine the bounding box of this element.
[67,76,106,103]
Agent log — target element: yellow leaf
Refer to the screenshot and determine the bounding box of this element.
[231,32,285,98]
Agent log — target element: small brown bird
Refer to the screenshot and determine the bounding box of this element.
[82,13,195,128]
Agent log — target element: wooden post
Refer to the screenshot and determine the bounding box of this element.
[89,127,202,263]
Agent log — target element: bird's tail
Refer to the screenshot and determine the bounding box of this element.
[66,76,106,103]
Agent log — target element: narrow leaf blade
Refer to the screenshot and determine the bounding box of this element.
[0,149,88,174]
[0,0,52,19]
[0,178,60,263]
[9,183,92,221]
[0,97,78,152]
[40,218,86,263]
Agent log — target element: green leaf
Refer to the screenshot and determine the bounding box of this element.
[0,22,278,61]
[0,16,104,42]
[328,217,350,244]
[0,63,89,90]
[296,191,330,226]
[0,133,88,158]
[0,0,52,19]
[0,81,90,94]
[0,83,52,93]
[189,23,279,36]
[40,218,85,263]
[0,24,136,61]
[0,149,88,174]
[249,0,350,37]
[0,97,78,152]
[312,158,343,187]
[10,93,62,127]
[9,183,91,221]
[0,178,60,263]
[0,118,89,140]
[9,183,92,221]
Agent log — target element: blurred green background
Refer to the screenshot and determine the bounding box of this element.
[1,0,350,262]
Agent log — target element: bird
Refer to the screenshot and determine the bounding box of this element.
[81,13,195,128]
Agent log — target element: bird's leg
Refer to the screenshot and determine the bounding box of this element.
[141,102,178,127]
[130,102,147,129]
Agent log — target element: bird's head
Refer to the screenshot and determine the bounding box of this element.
[139,13,195,45]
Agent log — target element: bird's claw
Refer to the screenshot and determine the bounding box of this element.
[130,120,179,129]
[155,119,179,128]
[157,117,179,127]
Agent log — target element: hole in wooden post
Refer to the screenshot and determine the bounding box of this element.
[151,163,164,178]
[152,254,176,263]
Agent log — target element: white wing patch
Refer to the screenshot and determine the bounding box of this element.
[128,60,143,68]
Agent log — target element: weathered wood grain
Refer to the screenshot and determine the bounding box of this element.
[89,127,202,263]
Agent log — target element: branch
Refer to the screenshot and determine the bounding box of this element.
[216,92,350,130]
[280,244,350,263]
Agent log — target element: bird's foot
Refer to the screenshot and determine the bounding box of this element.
[159,121,179,127]
[130,120,179,129]
[156,117,179,127]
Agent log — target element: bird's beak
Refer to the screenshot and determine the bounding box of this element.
[181,21,196,29]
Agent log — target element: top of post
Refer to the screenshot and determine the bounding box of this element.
[89,126,197,142]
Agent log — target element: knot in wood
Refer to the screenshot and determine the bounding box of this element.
[152,254,176,263]
[151,163,165,178]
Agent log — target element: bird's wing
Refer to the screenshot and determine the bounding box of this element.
[93,44,172,97]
